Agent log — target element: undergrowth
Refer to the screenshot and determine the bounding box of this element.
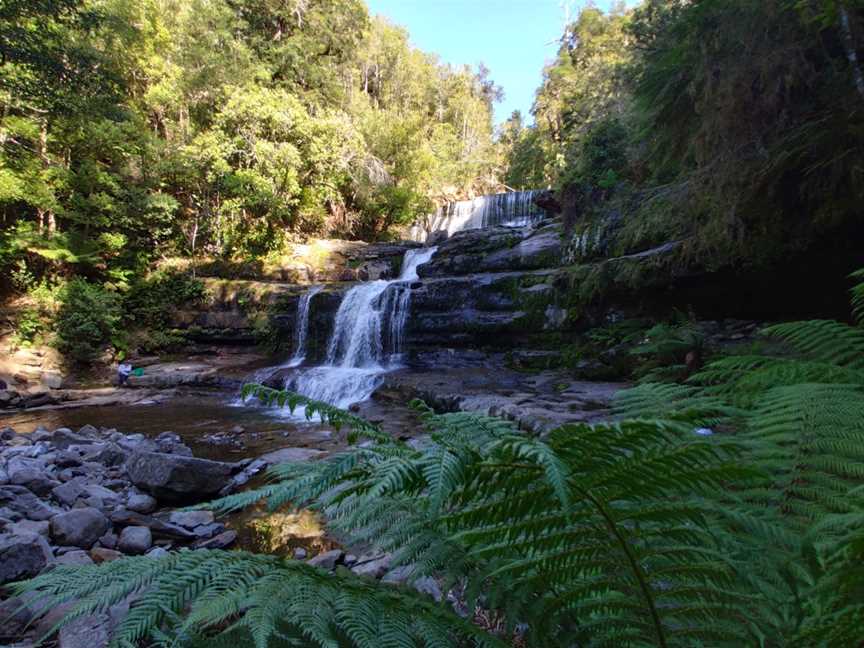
[10,274,864,646]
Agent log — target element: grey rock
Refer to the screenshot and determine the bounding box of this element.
[0,593,39,640]
[8,519,50,538]
[191,522,225,539]
[9,469,59,497]
[98,531,118,549]
[0,485,60,520]
[89,443,128,467]
[413,576,443,602]
[307,549,343,570]
[50,508,110,548]
[55,550,94,566]
[343,553,358,567]
[59,612,109,648]
[52,481,86,507]
[109,510,196,540]
[118,526,152,554]
[293,547,307,560]
[168,510,214,529]
[0,533,53,584]
[193,530,237,549]
[351,553,391,579]
[381,565,416,584]
[146,546,169,559]
[126,451,237,502]
[126,492,157,513]
[258,447,326,465]
[50,428,92,449]
[77,424,99,437]
[82,484,120,505]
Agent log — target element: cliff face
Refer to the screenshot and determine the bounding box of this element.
[166,206,864,368]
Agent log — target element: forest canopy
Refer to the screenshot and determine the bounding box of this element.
[0,0,503,280]
[503,0,864,265]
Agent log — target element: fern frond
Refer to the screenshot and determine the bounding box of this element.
[13,551,505,648]
[762,320,864,369]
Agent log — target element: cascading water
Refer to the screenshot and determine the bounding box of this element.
[285,246,437,409]
[287,285,323,367]
[410,189,545,242]
[230,284,322,405]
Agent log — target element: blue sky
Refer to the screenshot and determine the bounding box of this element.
[365,1,627,125]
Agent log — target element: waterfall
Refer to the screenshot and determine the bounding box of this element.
[410,189,545,242]
[229,285,322,406]
[286,246,437,409]
[287,285,322,367]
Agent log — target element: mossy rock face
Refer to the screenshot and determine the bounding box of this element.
[505,349,563,372]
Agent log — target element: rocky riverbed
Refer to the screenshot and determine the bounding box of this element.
[0,418,443,647]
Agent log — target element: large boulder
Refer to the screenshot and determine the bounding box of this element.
[50,508,110,548]
[0,533,53,584]
[125,451,238,502]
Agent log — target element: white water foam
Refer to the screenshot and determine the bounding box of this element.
[242,247,437,417]
[409,190,545,242]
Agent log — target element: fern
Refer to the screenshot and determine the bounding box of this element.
[15,268,864,647]
[11,550,503,648]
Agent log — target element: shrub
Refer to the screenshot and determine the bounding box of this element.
[54,279,122,364]
[124,271,205,330]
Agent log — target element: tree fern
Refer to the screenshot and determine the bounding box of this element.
[12,550,503,648]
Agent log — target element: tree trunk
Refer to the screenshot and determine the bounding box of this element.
[839,6,864,99]
[38,120,56,237]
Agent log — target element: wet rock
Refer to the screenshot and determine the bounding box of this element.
[193,530,237,549]
[221,458,266,493]
[118,526,152,554]
[126,451,237,502]
[0,485,60,520]
[307,549,343,570]
[0,533,53,584]
[126,492,157,514]
[50,508,110,548]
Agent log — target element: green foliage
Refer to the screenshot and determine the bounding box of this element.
[1,0,503,289]
[54,278,122,363]
[11,550,501,648]
[123,270,204,330]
